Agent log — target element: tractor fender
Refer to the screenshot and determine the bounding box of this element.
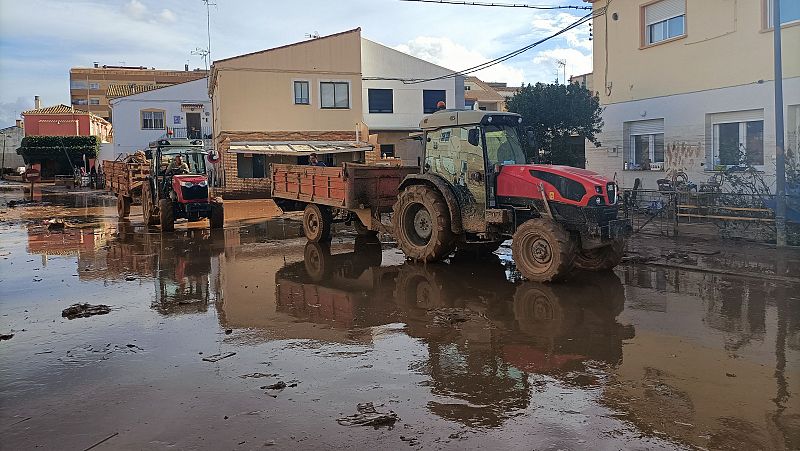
[398,174,463,234]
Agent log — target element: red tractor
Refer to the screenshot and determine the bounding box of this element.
[390,110,630,282]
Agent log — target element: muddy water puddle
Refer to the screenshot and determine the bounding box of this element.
[1,192,799,450]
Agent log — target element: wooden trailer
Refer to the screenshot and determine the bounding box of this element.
[104,158,150,218]
[271,163,419,241]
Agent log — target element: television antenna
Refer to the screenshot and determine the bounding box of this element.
[556,59,566,84]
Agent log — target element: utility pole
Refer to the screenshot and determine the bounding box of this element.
[201,0,215,65]
[1,134,6,180]
[773,0,787,247]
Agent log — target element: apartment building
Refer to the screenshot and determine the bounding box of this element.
[210,28,464,198]
[108,78,212,159]
[69,64,207,122]
[585,0,800,191]
[463,77,507,111]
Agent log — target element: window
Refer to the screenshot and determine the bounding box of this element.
[89,98,100,105]
[766,0,800,27]
[141,110,165,129]
[713,120,764,166]
[320,82,350,109]
[294,81,309,105]
[380,144,395,157]
[624,119,665,170]
[368,89,393,113]
[89,82,100,90]
[72,98,88,106]
[70,80,88,90]
[465,99,476,110]
[237,153,267,178]
[464,85,471,91]
[423,90,447,113]
[643,0,686,46]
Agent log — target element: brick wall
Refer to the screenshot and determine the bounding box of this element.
[215,130,358,199]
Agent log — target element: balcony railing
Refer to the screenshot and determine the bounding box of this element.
[162,126,212,140]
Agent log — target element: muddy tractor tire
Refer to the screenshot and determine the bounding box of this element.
[117,194,131,218]
[210,201,224,229]
[141,183,159,226]
[574,240,624,271]
[303,203,332,242]
[159,199,175,232]
[511,218,576,282]
[392,185,455,262]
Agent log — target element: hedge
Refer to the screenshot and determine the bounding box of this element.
[16,135,99,161]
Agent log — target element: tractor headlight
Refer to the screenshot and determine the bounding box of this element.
[595,185,602,194]
[180,181,194,188]
[197,180,208,187]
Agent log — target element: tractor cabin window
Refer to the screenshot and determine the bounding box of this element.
[642,0,686,46]
[320,82,350,109]
[141,110,165,129]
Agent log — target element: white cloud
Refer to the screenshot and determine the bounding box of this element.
[158,9,177,24]
[123,0,147,20]
[528,12,593,52]
[532,47,593,82]
[395,37,525,86]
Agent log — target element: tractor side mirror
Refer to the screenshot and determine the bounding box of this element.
[467,128,480,147]
[145,149,153,160]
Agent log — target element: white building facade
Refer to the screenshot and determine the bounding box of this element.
[0,121,25,172]
[107,78,211,159]
[361,38,464,164]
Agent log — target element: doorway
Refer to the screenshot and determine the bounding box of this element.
[186,113,202,139]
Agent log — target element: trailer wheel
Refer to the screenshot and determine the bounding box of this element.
[159,199,175,232]
[141,183,159,226]
[210,201,224,229]
[392,185,455,262]
[303,204,332,242]
[512,218,575,282]
[574,240,624,271]
[117,194,131,218]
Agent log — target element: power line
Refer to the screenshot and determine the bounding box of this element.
[365,6,602,84]
[399,0,591,10]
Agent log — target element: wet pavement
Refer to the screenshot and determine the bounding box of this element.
[1,188,799,450]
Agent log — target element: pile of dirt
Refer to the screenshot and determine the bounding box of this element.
[61,303,111,319]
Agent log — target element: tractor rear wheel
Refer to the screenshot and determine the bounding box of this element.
[574,240,624,271]
[141,183,159,226]
[512,218,575,282]
[303,204,332,242]
[392,185,455,262]
[159,199,175,232]
[117,194,131,218]
[210,200,224,229]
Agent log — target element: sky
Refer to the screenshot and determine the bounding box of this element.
[0,0,594,126]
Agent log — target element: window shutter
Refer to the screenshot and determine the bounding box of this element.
[645,0,685,24]
[629,119,664,135]
[709,109,763,124]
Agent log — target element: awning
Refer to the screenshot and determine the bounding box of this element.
[229,141,373,156]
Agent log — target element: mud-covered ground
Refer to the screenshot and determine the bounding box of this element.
[1,186,799,450]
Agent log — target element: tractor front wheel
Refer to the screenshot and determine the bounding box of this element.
[159,199,175,232]
[574,240,625,271]
[511,218,575,282]
[303,204,332,242]
[392,185,455,262]
[141,183,159,226]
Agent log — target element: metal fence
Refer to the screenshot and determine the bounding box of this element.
[621,188,800,244]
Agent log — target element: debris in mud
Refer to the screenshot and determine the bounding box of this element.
[661,251,698,265]
[61,303,111,319]
[124,275,137,281]
[400,435,420,446]
[262,381,287,390]
[337,402,399,428]
[239,372,277,379]
[622,254,654,264]
[726,372,736,378]
[7,200,48,208]
[201,352,236,362]
[430,308,471,327]
[1,333,14,340]
[45,219,65,231]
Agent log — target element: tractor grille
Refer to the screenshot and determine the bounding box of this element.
[181,185,208,201]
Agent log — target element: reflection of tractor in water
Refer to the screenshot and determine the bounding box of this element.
[275,243,633,427]
[109,223,224,314]
[273,110,631,282]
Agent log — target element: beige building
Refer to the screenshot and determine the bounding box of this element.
[585,0,800,190]
[70,64,208,122]
[210,28,464,198]
[569,72,595,94]
[464,77,507,111]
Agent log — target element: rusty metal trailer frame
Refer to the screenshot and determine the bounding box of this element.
[271,163,419,233]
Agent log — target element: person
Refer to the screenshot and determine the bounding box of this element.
[167,155,189,174]
[308,153,326,167]
[436,100,446,111]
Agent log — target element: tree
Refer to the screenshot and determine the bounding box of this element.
[506,82,603,167]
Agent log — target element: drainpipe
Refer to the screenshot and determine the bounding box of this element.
[773,0,786,247]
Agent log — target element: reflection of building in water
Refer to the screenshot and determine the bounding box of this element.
[274,244,632,428]
[611,266,800,450]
